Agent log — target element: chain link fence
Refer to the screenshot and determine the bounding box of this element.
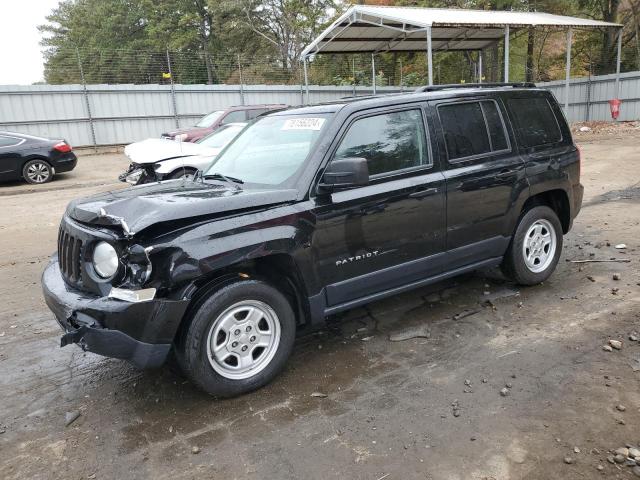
[40,27,635,88]
[1,35,637,148]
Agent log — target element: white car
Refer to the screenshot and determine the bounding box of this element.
[120,123,247,185]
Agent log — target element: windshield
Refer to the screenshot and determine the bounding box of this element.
[204,114,330,186]
[195,110,224,128]
[196,124,245,148]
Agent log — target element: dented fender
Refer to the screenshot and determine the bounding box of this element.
[141,202,319,300]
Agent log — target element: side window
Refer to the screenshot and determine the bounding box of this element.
[334,109,429,177]
[507,97,562,147]
[0,136,21,148]
[220,110,247,124]
[438,102,490,160]
[246,108,267,119]
[438,100,510,161]
[481,101,509,151]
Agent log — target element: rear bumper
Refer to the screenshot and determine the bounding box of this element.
[42,259,189,369]
[573,183,584,217]
[568,183,584,231]
[53,152,78,173]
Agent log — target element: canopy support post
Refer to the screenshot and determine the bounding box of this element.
[427,26,433,85]
[564,27,572,114]
[371,53,376,94]
[504,25,510,82]
[615,28,622,99]
[478,51,483,83]
[303,57,310,105]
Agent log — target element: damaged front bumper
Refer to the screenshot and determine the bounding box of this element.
[42,259,189,369]
[119,163,158,185]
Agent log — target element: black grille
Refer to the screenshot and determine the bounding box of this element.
[58,225,83,285]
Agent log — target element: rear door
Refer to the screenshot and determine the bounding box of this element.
[432,97,528,269]
[0,135,25,181]
[312,105,447,307]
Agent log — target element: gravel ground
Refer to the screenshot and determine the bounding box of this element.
[0,134,639,480]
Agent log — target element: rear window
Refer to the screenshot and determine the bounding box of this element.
[438,100,509,161]
[507,97,562,147]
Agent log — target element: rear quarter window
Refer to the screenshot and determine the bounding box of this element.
[221,110,247,124]
[507,96,562,148]
[0,136,22,148]
[247,109,267,119]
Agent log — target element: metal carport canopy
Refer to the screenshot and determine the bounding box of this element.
[301,5,621,56]
[300,5,622,110]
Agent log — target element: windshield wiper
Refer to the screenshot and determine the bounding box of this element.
[201,172,244,188]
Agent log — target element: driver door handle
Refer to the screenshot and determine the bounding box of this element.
[496,169,515,178]
[409,187,439,199]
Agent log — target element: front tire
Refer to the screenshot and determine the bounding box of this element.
[501,206,563,285]
[23,159,53,184]
[176,280,296,397]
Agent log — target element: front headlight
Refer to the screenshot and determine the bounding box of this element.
[92,242,119,278]
[174,133,188,142]
[125,169,144,185]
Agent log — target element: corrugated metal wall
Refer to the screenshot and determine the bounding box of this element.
[0,84,400,147]
[538,71,640,123]
[1,73,638,147]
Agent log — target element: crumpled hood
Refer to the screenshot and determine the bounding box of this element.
[66,180,298,235]
[124,139,218,164]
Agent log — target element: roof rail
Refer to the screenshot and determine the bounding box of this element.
[415,82,536,92]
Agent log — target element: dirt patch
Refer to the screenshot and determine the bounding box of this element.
[572,120,640,142]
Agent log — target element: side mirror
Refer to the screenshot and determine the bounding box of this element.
[318,157,369,192]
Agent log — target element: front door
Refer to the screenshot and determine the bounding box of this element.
[432,98,528,269]
[311,106,446,307]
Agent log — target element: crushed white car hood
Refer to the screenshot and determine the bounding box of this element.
[124,139,220,164]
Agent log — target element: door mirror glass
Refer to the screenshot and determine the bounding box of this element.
[319,157,369,192]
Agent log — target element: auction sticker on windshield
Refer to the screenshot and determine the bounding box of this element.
[281,118,325,130]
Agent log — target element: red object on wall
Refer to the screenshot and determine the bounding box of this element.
[609,99,621,120]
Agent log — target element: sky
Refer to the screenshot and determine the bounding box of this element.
[0,0,61,85]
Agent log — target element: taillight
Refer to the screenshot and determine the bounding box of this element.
[53,141,72,153]
[576,145,581,178]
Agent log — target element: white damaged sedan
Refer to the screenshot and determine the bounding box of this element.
[120,122,247,185]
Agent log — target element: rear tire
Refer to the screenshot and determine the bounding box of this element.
[501,205,563,285]
[176,279,296,397]
[23,159,53,184]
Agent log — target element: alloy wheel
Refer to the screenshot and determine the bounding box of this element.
[522,219,556,273]
[26,162,51,183]
[206,300,281,380]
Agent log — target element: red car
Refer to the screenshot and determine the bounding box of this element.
[161,104,287,142]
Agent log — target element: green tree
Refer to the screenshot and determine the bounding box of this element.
[242,0,343,71]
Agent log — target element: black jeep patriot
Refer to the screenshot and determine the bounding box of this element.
[42,84,583,397]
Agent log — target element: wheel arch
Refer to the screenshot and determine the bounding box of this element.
[167,166,198,178]
[521,189,571,234]
[21,155,52,169]
[173,252,311,346]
